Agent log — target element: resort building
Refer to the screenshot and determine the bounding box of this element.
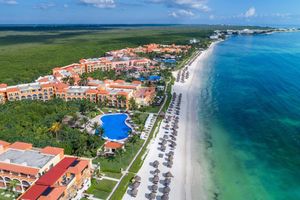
[133,43,192,54]
[0,140,92,199]
[19,156,92,200]
[0,141,63,193]
[0,78,155,108]
[0,44,168,106]
[5,82,55,102]
[0,84,7,104]
[103,141,125,155]
[134,87,156,106]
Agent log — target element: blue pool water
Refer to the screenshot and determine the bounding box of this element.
[139,75,161,82]
[99,114,131,140]
[163,59,176,64]
[148,75,161,81]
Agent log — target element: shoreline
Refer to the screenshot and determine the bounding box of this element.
[122,40,220,200]
[172,41,220,200]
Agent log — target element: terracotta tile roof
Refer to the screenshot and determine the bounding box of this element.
[117,91,128,96]
[19,184,48,200]
[86,89,98,94]
[105,142,124,149]
[0,162,39,176]
[10,142,32,150]
[36,157,76,186]
[132,81,142,85]
[41,83,54,88]
[37,78,49,83]
[6,87,20,93]
[114,80,125,84]
[97,89,109,95]
[0,140,10,148]
[109,85,136,90]
[41,186,66,200]
[67,160,89,174]
[0,84,7,88]
[41,147,64,156]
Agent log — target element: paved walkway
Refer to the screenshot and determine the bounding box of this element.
[106,79,171,200]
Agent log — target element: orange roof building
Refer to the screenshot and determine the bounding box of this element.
[104,141,124,155]
[19,157,92,200]
[0,141,64,193]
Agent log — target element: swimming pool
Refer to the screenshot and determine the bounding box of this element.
[99,113,132,141]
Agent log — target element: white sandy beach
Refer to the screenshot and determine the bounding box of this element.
[123,41,219,200]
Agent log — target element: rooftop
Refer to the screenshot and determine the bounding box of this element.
[0,149,54,169]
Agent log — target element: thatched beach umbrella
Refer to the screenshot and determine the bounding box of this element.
[132,181,140,188]
[161,140,167,145]
[163,186,171,193]
[134,175,141,182]
[168,151,174,156]
[166,156,173,162]
[153,169,160,174]
[149,192,156,199]
[167,161,173,168]
[152,160,159,167]
[131,188,138,197]
[163,135,168,139]
[152,176,159,183]
[163,178,171,186]
[164,172,174,178]
[151,184,158,191]
[161,194,169,200]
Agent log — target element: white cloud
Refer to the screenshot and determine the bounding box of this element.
[245,7,256,18]
[169,9,195,18]
[209,14,215,19]
[0,0,18,5]
[79,0,116,8]
[64,4,69,8]
[34,2,56,10]
[149,0,210,12]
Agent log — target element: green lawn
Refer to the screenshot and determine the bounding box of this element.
[103,172,122,179]
[86,178,117,199]
[129,117,162,173]
[109,172,135,200]
[131,112,149,130]
[0,189,17,200]
[93,139,144,174]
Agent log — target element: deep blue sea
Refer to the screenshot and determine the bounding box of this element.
[199,32,300,200]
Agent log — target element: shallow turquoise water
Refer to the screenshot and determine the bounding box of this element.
[199,32,300,200]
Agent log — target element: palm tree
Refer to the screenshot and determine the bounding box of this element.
[118,95,127,108]
[70,114,80,128]
[79,73,89,86]
[115,149,124,166]
[49,122,61,140]
[61,76,70,84]
[80,117,89,129]
[97,126,104,138]
[91,122,100,135]
[129,97,137,110]
[8,180,18,194]
[68,77,75,86]
[104,98,110,107]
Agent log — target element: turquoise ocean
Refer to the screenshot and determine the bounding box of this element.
[198,31,300,200]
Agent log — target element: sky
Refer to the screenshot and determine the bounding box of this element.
[0,0,300,26]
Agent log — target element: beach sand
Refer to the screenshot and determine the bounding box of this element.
[122,41,219,200]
